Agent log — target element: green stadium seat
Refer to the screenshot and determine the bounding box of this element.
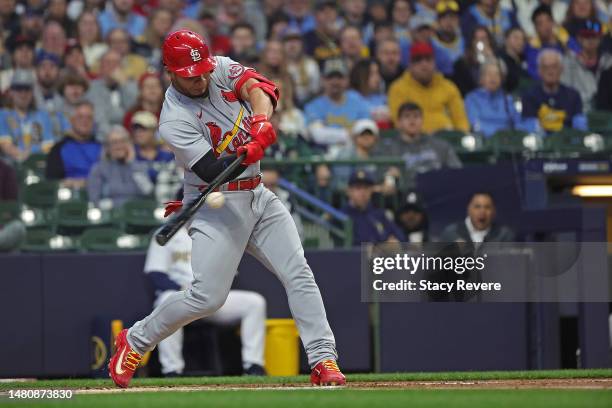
[0,201,19,226]
[587,110,612,134]
[80,228,147,252]
[20,153,47,184]
[55,201,111,235]
[21,230,77,252]
[20,206,56,231]
[543,129,601,154]
[487,129,538,153]
[433,130,483,153]
[22,181,60,209]
[56,186,89,202]
[114,199,164,234]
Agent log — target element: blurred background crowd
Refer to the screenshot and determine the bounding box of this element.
[1,0,611,251]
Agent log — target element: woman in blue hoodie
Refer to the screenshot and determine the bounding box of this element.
[464,60,535,137]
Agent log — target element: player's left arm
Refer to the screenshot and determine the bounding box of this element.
[235,71,280,164]
[240,78,274,118]
[238,76,279,149]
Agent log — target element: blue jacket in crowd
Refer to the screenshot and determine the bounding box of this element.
[465,88,536,137]
[342,203,406,246]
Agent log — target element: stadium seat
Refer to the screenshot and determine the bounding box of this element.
[114,199,164,234]
[543,129,601,154]
[20,206,56,231]
[20,153,47,184]
[487,130,538,153]
[587,110,612,134]
[55,201,110,235]
[80,228,148,252]
[22,181,60,209]
[433,130,483,153]
[21,230,77,252]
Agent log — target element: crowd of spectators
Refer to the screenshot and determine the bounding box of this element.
[1,0,611,248]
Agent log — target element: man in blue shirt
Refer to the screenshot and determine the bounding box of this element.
[46,101,102,189]
[521,49,586,133]
[33,51,70,141]
[98,0,147,39]
[460,0,518,45]
[0,70,56,162]
[304,58,370,156]
[341,170,405,246]
[130,111,173,183]
[431,1,464,65]
[286,0,316,34]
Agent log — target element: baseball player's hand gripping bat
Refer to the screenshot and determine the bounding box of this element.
[155,153,246,246]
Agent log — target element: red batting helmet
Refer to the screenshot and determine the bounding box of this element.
[162,30,216,77]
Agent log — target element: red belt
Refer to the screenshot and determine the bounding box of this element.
[205,174,262,192]
[163,175,262,217]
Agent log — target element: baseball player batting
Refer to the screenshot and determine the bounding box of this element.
[108,30,345,387]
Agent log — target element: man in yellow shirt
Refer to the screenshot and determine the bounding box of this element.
[388,41,469,133]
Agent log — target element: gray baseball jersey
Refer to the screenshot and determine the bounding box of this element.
[128,56,339,368]
[158,56,259,198]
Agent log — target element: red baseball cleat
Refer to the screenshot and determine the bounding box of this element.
[310,359,346,386]
[108,329,142,388]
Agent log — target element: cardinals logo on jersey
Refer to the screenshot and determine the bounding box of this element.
[205,122,222,150]
[205,107,250,157]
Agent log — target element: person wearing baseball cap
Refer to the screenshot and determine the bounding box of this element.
[341,169,405,246]
[395,192,429,243]
[34,51,63,108]
[34,50,70,141]
[560,19,611,111]
[407,13,454,75]
[333,119,380,187]
[304,58,371,156]
[388,42,469,133]
[432,0,464,64]
[129,111,173,182]
[0,70,56,161]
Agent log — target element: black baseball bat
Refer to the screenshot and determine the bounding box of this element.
[155,153,246,246]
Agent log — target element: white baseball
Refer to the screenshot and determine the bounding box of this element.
[206,192,225,209]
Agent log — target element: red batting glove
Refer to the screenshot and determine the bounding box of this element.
[163,201,183,217]
[237,142,265,165]
[249,114,277,148]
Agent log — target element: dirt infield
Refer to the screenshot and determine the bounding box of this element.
[70,378,612,394]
